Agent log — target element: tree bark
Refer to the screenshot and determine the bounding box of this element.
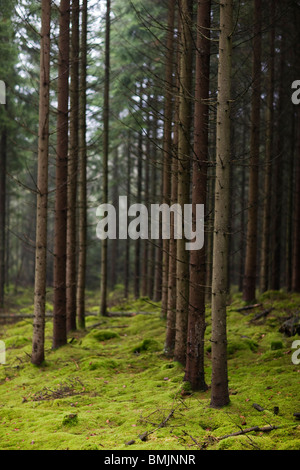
[0,124,6,311]
[210,0,233,409]
[259,1,275,293]
[76,0,88,329]
[32,0,51,365]
[173,0,193,366]
[243,0,262,302]
[53,0,70,349]
[161,0,175,319]
[100,0,111,316]
[66,0,80,332]
[184,0,211,391]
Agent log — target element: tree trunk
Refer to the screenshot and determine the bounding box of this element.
[184,0,211,391]
[165,15,180,356]
[259,0,275,293]
[100,0,111,316]
[0,121,6,311]
[66,0,80,332]
[210,0,233,409]
[76,0,88,329]
[173,0,193,366]
[161,0,175,319]
[53,0,70,349]
[31,0,51,365]
[243,0,262,302]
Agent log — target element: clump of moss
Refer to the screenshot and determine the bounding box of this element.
[62,413,78,426]
[271,340,283,350]
[132,338,161,353]
[92,330,120,342]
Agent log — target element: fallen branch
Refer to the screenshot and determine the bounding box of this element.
[235,304,262,313]
[218,425,279,441]
[250,308,274,323]
[138,409,175,441]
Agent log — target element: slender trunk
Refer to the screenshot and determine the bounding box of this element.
[174,0,193,366]
[110,147,119,290]
[161,0,175,319]
[165,18,180,356]
[0,122,6,310]
[66,0,80,332]
[32,0,51,365]
[134,123,143,299]
[210,0,233,409]
[53,0,70,349]
[184,0,211,391]
[292,108,300,292]
[76,0,88,329]
[124,136,131,299]
[100,0,111,316]
[270,32,285,291]
[243,0,262,302]
[260,1,275,293]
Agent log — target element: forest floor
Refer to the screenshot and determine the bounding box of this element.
[0,286,299,450]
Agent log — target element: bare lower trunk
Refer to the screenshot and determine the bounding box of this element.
[184,0,211,391]
[32,0,51,365]
[210,0,233,409]
[76,0,88,329]
[100,0,111,316]
[66,0,80,332]
[53,0,70,349]
[173,0,193,366]
[243,0,262,302]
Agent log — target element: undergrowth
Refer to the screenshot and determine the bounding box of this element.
[0,288,299,450]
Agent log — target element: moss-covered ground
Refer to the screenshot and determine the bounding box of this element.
[0,287,299,450]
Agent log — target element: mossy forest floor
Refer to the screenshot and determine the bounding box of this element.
[0,286,299,450]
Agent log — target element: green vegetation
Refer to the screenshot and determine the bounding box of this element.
[0,289,299,450]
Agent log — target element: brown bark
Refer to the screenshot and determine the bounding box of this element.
[242,0,262,303]
[0,124,6,311]
[32,0,51,365]
[292,108,300,292]
[100,0,111,316]
[173,0,193,366]
[210,0,233,409]
[53,0,70,349]
[259,1,275,293]
[165,18,180,356]
[76,0,88,329]
[66,0,80,332]
[184,0,211,391]
[161,0,175,319]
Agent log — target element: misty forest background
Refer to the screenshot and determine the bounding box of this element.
[0,0,300,416]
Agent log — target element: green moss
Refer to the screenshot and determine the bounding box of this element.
[132,338,161,353]
[0,290,300,450]
[92,330,120,341]
[271,340,283,350]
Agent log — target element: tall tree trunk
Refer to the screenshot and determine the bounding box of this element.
[259,1,275,293]
[184,0,211,391]
[32,0,51,365]
[210,0,233,409]
[100,0,111,316]
[53,0,70,349]
[161,0,175,319]
[76,0,88,329]
[0,121,7,310]
[165,16,180,356]
[134,122,143,299]
[270,31,285,291]
[243,0,262,302]
[124,135,131,299]
[66,0,80,332]
[173,0,193,366]
[292,108,300,292]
